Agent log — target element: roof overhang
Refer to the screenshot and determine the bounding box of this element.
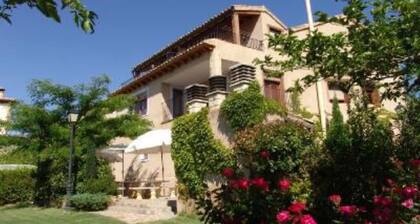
[113,42,215,95]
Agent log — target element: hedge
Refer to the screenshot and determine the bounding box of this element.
[0,168,35,205]
[70,193,110,211]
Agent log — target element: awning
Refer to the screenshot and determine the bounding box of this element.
[125,129,171,154]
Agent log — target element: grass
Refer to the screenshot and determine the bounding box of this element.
[0,206,124,224]
[142,214,201,224]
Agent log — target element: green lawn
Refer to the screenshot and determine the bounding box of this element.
[0,207,124,224]
[0,207,202,224]
[143,214,201,224]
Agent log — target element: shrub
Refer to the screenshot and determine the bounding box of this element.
[69,193,110,211]
[0,168,35,205]
[171,108,232,199]
[220,81,285,131]
[76,160,117,195]
[199,121,318,223]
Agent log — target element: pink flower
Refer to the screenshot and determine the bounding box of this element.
[278,178,291,191]
[372,207,392,223]
[288,202,306,214]
[401,186,418,199]
[373,195,392,207]
[300,214,317,224]
[276,210,291,223]
[222,167,234,178]
[339,205,358,216]
[386,178,396,187]
[410,159,420,168]
[237,178,250,190]
[260,150,270,159]
[251,177,269,191]
[401,198,414,209]
[328,194,341,206]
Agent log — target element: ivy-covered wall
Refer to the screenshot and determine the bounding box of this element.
[220,81,285,131]
[171,108,232,199]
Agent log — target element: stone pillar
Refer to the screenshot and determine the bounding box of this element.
[207,76,228,109]
[231,12,241,44]
[187,99,208,113]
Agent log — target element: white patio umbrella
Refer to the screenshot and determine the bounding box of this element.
[125,129,172,182]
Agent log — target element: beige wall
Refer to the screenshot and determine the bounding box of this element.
[111,10,402,190]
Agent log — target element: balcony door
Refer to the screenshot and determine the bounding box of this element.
[264,79,285,106]
[172,89,184,118]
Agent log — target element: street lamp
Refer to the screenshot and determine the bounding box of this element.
[65,111,78,209]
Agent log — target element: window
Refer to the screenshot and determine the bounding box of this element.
[134,91,147,116]
[327,81,349,103]
[269,27,282,36]
[138,153,149,162]
[172,89,184,118]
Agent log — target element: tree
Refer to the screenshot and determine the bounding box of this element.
[325,97,350,155]
[3,75,150,204]
[0,0,97,32]
[257,0,420,100]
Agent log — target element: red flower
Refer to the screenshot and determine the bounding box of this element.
[260,150,270,159]
[237,178,250,190]
[373,195,392,207]
[328,194,341,206]
[410,159,420,168]
[222,167,234,178]
[278,178,291,192]
[288,202,306,214]
[372,207,392,223]
[300,214,317,224]
[251,177,269,191]
[402,186,418,199]
[276,210,291,223]
[339,205,358,216]
[401,198,414,209]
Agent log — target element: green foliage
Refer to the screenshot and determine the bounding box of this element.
[0,168,35,205]
[171,108,232,199]
[200,121,318,223]
[220,81,285,131]
[0,0,97,33]
[397,97,420,161]
[325,98,350,155]
[76,160,118,195]
[312,100,395,222]
[0,148,36,164]
[69,193,110,211]
[2,75,147,206]
[257,0,420,99]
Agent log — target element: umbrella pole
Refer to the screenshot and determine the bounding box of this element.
[122,150,125,196]
[160,145,165,196]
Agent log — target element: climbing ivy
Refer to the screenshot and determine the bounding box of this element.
[220,81,285,131]
[171,108,232,199]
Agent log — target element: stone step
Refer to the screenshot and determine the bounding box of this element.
[108,205,175,215]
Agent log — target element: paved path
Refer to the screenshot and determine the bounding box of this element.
[94,198,177,224]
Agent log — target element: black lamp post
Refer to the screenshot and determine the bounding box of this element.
[65,111,78,209]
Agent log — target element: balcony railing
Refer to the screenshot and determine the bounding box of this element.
[124,28,264,85]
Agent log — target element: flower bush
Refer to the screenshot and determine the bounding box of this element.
[198,121,318,223]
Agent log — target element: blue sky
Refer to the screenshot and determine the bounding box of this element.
[0,0,345,102]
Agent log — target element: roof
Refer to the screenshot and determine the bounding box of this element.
[131,5,287,73]
[113,42,215,95]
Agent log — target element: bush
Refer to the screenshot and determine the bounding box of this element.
[69,193,110,211]
[171,108,232,199]
[221,81,285,131]
[76,160,117,195]
[0,168,35,205]
[199,121,318,223]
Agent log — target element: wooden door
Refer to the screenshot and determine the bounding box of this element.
[264,79,285,106]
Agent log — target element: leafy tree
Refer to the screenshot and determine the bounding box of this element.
[0,0,97,32]
[3,75,150,205]
[397,97,420,161]
[257,0,420,100]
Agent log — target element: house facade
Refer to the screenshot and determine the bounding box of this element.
[0,87,15,135]
[110,5,399,196]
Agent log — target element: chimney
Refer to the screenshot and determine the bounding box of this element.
[0,87,5,98]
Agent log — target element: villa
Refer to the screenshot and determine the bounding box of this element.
[108,5,399,199]
[0,87,15,135]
